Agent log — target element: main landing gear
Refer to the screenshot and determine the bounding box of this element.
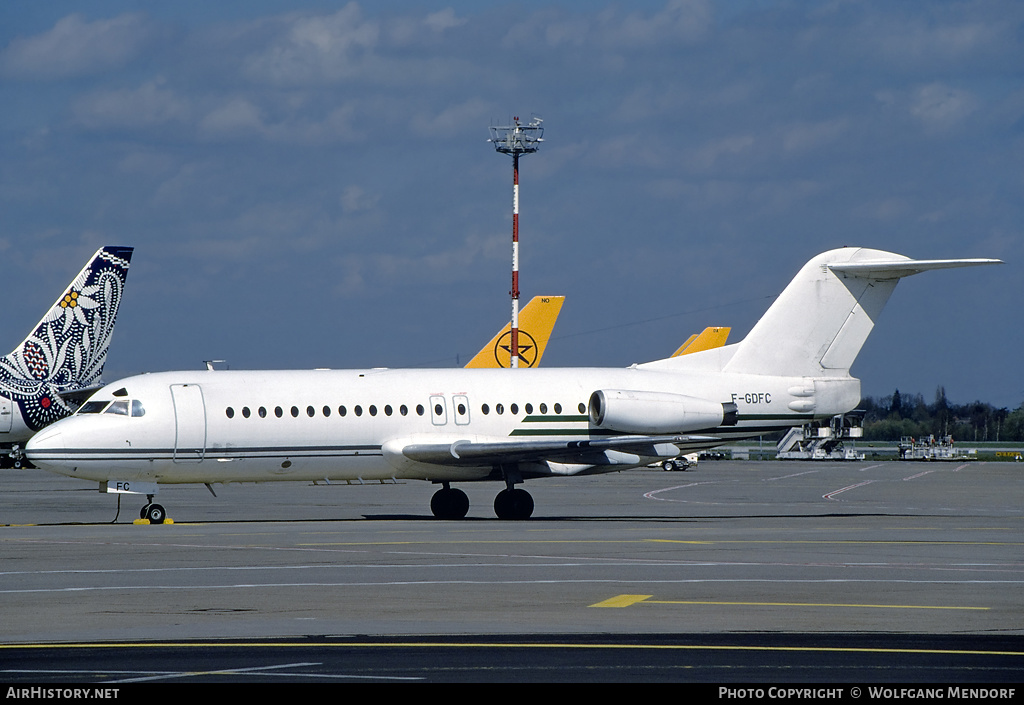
[430,483,469,519]
[429,481,535,520]
[493,487,533,520]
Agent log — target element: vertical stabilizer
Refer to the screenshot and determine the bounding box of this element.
[672,326,731,356]
[722,247,1000,378]
[0,246,133,430]
[465,295,565,368]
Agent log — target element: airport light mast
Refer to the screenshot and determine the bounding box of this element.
[489,116,543,368]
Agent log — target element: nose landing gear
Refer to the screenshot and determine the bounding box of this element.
[139,495,167,524]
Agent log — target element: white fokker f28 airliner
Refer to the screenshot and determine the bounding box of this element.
[27,247,998,522]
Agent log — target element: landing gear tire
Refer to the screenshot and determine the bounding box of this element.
[494,488,534,520]
[430,487,469,519]
[142,503,166,524]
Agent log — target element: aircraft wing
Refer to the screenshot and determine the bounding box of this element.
[400,434,722,467]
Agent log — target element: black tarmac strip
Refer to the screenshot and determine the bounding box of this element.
[1,633,1023,685]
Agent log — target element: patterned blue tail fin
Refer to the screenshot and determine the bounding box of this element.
[0,246,133,430]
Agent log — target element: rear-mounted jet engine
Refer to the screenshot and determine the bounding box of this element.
[588,389,738,434]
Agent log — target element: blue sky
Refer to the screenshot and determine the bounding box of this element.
[1,1,1021,407]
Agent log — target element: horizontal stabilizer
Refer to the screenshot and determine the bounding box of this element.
[829,258,1001,280]
[720,247,1002,377]
[54,384,105,406]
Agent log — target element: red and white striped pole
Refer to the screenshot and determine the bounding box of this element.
[489,116,542,369]
[510,150,520,368]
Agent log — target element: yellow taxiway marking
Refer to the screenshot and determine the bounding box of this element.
[589,594,988,610]
[590,594,654,608]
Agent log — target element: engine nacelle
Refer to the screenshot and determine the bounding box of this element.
[588,389,738,434]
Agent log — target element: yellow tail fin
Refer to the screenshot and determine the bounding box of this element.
[465,296,565,368]
[671,326,731,357]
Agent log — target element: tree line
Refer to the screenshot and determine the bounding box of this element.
[858,387,1024,443]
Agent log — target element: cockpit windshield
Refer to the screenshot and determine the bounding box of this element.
[77,398,145,417]
[78,400,109,414]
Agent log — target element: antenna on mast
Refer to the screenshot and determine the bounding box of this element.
[489,116,543,368]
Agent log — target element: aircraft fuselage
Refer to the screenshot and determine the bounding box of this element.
[26,366,858,485]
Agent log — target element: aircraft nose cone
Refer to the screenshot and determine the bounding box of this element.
[26,427,65,468]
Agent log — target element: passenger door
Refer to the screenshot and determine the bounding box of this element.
[0,397,11,434]
[170,384,206,463]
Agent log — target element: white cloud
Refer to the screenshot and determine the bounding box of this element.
[387,7,465,45]
[869,17,1005,64]
[424,8,466,33]
[0,13,152,80]
[333,232,504,296]
[610,0,713,47]
[410,99,492,137]
[691,134,756,170]
[199,98,266,137]
[198,100,362,144]
[781,119,849,154]
[242,3,379,85]
[502,0,712,50]
[72,79,190,130]
[910,83,979,133]
[340,185,379,214]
